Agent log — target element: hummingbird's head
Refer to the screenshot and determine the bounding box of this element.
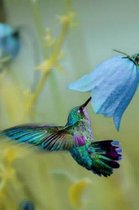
[67,97,92,126]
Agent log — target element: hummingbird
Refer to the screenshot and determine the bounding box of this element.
[0,97,122,177]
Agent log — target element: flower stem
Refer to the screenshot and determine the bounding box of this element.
[28,6,73,117]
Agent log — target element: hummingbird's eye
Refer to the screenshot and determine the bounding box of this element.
[78,107,83,113]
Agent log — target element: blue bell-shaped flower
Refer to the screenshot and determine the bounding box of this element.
[0,23,20,70]
[69,51,139,130]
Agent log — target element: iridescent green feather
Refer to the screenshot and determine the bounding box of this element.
[0,124,77,151]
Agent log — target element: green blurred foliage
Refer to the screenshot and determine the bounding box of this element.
[0,0,139,209]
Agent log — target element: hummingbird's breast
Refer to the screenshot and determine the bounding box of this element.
[69,107,94,170]
[72,118,94,146]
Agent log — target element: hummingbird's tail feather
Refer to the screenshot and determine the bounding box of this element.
[89,140,122,177]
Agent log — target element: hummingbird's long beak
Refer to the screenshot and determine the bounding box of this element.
[80,97,92,109]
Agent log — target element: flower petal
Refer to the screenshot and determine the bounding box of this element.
[90,59,139,130]
[0,23,20,59]
[68,73,94,92]
[69,56,129,92]
[113,70,139,130]
[91,60,136,114]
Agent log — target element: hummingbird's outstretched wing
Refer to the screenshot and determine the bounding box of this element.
[0,124,77,151]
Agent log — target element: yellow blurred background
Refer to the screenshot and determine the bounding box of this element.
[0,0,139,209]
